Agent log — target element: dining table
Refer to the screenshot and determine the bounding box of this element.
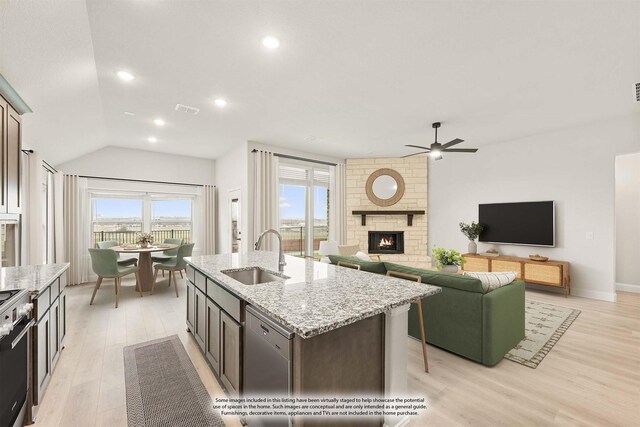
[111,244,178,292]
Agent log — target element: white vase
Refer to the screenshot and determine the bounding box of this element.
[468,240,477,254]
[140,243,148,248]
[441,265,459,273]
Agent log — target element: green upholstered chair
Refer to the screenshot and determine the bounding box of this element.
[151,243,195,298]
[88,248,141,308]
[151,238,184,277]
[96,240,138,267]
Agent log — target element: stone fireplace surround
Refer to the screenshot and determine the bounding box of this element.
[346,156,429,268]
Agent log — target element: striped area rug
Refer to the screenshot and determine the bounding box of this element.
[124,335,225,427]
[505,300,580,369]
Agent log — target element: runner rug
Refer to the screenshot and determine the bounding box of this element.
[505,300,581,369]
[124,335,224,427]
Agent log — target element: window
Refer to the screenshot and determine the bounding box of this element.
[91,194,194,247]
[92,198,143,246]
[151,199,193,243]
[279,162,330,258]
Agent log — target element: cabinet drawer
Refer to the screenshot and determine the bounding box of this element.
[194,269,207,292]
[524,263,562,286]
[491,260,522,278]
[60,272,67,290]
[208,280,242,323]
[186,264,196,284]
[35,288,50,321]
[463,256,490,272]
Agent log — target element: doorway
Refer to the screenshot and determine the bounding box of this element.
[229,189,241,253]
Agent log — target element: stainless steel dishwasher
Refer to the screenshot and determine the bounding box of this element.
[244,305,294,427]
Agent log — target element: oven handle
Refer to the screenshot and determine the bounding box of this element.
[10,319,34,350]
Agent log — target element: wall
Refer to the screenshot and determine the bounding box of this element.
[214,143,248,253]
[56,146,215,184]
[615,152,640,290]
[346,156,429,268]
[428,115,640,301]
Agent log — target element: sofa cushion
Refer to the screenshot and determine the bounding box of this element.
[328,255,387,275]
[463,271,517,293]
[383,262,486,293]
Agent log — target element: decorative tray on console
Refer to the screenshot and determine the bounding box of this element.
[529,254,549,262]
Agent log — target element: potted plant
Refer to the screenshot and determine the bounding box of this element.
[432,247,465,273]
[459,221,484,254]
[136,232,154,248]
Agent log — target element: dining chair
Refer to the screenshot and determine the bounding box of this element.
[386,270,429,373]
[151,238,183,277]
[96,240,138,267]
[88,248,142,308]
[151,243,195,298]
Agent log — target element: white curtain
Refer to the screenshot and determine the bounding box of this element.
[252,150,279,251]
[64,174,90,285]
[202,185,216,255]
[53,172,65,262]
[329,163,347,244]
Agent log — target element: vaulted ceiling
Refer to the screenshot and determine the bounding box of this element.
[1,0,638,165]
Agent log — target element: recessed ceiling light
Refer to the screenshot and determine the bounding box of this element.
[117,70,135,82]
[148,136,157,143]
[214,98,227,108]
[153,118,165,126]
[124,111,135,116]
[262,36,280,49]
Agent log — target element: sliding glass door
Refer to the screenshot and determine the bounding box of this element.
[279,162,329,258]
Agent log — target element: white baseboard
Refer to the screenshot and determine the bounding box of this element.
[616,282,640,293]
[570,288,617,302]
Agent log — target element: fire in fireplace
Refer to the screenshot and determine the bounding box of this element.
[368,231,405,254]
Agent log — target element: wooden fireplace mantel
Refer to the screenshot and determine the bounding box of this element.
[351,210,425,226]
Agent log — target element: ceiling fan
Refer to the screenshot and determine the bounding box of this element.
[403,122,478,160]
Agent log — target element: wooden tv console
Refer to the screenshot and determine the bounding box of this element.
[462,253,571,297]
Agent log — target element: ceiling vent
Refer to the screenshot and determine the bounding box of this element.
[635,83,640,102]
[175,103,200,115]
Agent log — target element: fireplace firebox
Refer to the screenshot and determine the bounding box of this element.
[368,231,405,254]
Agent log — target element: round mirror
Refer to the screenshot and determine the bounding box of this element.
[365,168,405,207]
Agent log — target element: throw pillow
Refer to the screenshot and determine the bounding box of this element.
[463,271,517,293]
[354,251,370,261]
[338,244,360,256]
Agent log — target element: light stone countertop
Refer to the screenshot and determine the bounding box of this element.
[0,263,70,295]
[186,252,441,338]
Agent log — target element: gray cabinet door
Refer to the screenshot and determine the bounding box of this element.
[220,311,242,396]
[34,312,50,405]
[6,103,20,214]
[59,289,66,346]
[194,288,206,351]
[205,299,221,374]
[0,96,6,213]
[49,297,60,369]
[186,281,195,332]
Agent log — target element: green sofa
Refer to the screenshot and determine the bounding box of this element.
[328,255,525,366]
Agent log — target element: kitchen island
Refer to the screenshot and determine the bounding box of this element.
[185,252,440,427]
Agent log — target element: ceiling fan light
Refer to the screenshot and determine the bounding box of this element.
[430,150,442,158]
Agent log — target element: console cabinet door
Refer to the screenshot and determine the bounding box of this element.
[6,104,20,214]
[49,298,60,369]
[186,281,195,332]
[194,288,206,351]
[220,311,242,396]
[205,299,221,375]
[35,312,50,405]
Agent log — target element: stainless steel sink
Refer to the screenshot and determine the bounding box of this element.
[221,267,288,285]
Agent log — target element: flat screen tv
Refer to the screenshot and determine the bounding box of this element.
[478,201,555,247]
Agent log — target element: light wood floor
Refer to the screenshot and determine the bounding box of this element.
[32,276,639,427]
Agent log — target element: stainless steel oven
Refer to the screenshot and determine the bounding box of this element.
[0,289,33,427]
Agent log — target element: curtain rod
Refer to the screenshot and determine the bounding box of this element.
[251,149,337,166]
[21,150,59,173]
[76,175,213,188]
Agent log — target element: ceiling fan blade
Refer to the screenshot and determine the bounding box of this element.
[442,148,478,153]
[441,138,464,149]
[405,144,431,150]
[401,151,429,158]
